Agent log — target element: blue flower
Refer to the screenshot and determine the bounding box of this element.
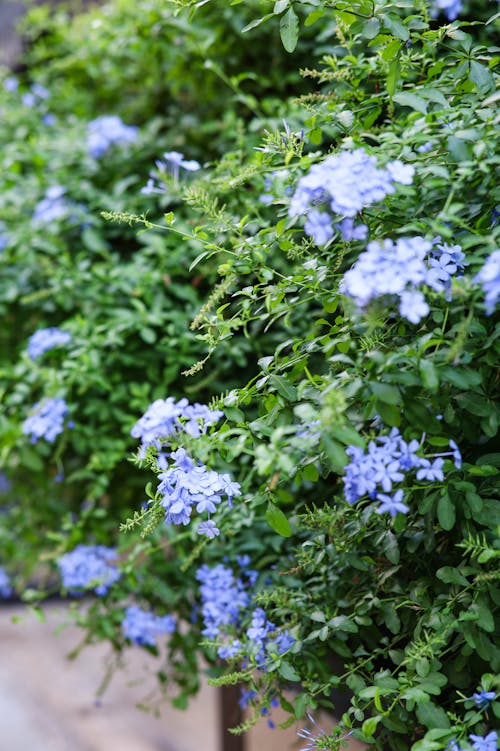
[157,448,240,530]
[122,605,175,646]
[376,490,409,517]
[470,690,497,708]
[336,218,368,242]
[343,427,459,515]
[289,149,414,246]
[131,397,223,457]
[22,398,68,443]
[469,731,498,751]
[430,0,462,21]
[87,115,138,159]
[162,151,201,172]
[3,76,18,92]
[304,210,334,246]
[58,544,121,595]
[32,186,70,225]
[474,250,500,315]
[142,151,201,193]
[198,520,220,539]
[416,458,445,482]
[342,236,464,323]
[196,563,251,641]
[449,440,462,469]
[0,566,13,598]
[399,289,430,324]
[27,327,71,360]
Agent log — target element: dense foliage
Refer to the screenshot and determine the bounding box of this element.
[0,1,499,749]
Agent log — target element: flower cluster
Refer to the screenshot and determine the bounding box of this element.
[156,448,240,537]
[0,566,13,598]
[343,428,462,516]
[142,151,200,194]
[27,327,72,360]
[21,82,50,108]
[22,398,69,443]
[57,544,121,595]
[131,397,223,457]
[474,249,500,315]
[196,561,252,646]
[342,236,465,324]
[245,607,296,666]
[289,148,414,246]
[87,115,138,159]
[32,186,70,225]
[430,0,462,21]
[196,560,295,666]
[122,605,176,646]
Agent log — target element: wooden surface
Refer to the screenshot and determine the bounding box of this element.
[0,604,367,751]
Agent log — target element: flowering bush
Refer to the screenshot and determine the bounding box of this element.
[0,0,499,749]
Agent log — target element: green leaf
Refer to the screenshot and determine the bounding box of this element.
[361,17,380,39]
[469,61,495,95]
[387,57,401,95]
[436,567,468,586]
[441,367,482,388]
[304,8,324,26]
[419,360,440,391]
[280,6,299,53]
[273,0,289,13]
[416,702,450,729]
[376,400,401,427]
[362,716,381,738]
[329,423,365,448]
[381,38,401,61]
[241,13,274,33]
[437,493,456,530]
[328,615,358,633]
[370,382,401,405]
[278,660,301,682]
[322,435,348,471]
[266,502,292,537]
[269,374,297,401]
[382,13,409,40]
[393,92,428,114]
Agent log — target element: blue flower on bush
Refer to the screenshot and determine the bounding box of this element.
[430,0,462,21]
[57,544,121,595]
[474,249,500,315]
[376,490,409,517]
[122,605,175,646]
[22,398,68,443]
[87,115,138,158]
[197,561,294,665]
[3,76,18,92]
[32,186,70,225]
[131,397,223,457]
[343,427,461,516]
[470,731,498,751]
[470,690,497,708]
[142,151,201,193]
[0,566,13,598]
[27,327,72,360]
[196,562,251,642]
[342,236,464,324]
[289,148,414,246]
[156,448,240,536]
